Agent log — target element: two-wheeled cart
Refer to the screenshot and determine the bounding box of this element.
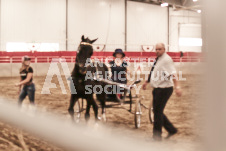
[73,79,154,128]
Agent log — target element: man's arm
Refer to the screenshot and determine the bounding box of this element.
[142,70,151,90]
[163,57,182,96]
[172,74,182,97]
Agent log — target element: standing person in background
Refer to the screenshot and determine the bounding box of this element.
[15,56,36,106]
[143,43,182,141]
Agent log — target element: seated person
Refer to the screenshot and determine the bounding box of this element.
[108,49,128,100]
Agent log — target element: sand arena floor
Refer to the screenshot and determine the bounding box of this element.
[0,74,203,151]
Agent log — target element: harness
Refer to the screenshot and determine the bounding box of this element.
[75,43,131,89]
[80,42,92,46]
[91,60,132,90]
[74,59,138,91]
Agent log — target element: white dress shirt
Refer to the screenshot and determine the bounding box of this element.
[150,53,176,88]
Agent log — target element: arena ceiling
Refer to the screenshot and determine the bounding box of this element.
[128,0,201,11]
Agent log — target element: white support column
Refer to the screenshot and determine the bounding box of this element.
[203,1,226,151]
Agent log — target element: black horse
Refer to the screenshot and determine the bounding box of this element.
[68,35,108,122]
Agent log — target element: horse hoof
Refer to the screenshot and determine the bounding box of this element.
[75,119,80,123]
[85,113,90,121]
[102,114,107,122]
[93,122,99,130]
[69,117,75,124]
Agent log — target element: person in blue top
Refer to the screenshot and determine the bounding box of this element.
[109,48,128,84]
[108,49,129,100]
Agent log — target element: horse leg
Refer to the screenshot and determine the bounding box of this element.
[88,96,99,122]
[97,93,106,122]
[68,94,78,122]
[85,100,91,121]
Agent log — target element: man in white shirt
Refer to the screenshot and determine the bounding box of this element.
[143,43,182,141]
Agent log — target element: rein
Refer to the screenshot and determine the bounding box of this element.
[75,59,98,75]
[75,59,137,90]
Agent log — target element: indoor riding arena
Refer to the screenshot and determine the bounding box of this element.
[0,0,210,151]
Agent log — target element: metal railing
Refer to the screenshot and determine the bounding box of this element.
[0,55,203,63]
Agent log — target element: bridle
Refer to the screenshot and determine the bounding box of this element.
[75,42,97,75]
[80,42,92,46]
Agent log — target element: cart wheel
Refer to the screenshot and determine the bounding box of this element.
[74,99,81,123]
[134,99,142,128]
[149,103,154,124]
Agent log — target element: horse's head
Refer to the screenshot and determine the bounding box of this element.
[76,35,98,74]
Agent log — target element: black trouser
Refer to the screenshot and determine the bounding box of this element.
[152,87,177,137]
[18,83,35,105]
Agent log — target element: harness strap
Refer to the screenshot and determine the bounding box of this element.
[80,42,92,46]
[94,60,99,79]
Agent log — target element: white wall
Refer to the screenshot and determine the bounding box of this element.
[68,0,125,51]
[0,0,202,52]
[127,1,168,51]
[169,8,202,52]
[0,0,66,50]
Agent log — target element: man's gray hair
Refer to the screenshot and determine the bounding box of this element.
[155,43,166,49]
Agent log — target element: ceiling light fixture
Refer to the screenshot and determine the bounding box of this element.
[161,3,168,7]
